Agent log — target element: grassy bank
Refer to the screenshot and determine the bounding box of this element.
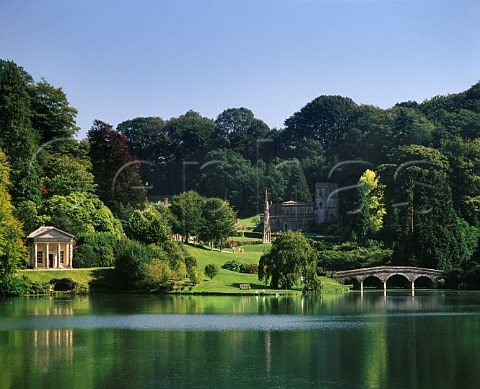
[19,243,349,295]
[19,267,117,293]
[184,244,349,295]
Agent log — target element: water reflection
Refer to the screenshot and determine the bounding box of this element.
[1,293,480,389]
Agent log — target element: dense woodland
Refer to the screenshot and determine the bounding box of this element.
[1,59,480,294]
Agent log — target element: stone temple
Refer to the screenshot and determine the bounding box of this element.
[268,182,339,232]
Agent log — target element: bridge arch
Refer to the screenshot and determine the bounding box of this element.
[362,275,383,289]
[414,275,436,288]
[331,266,448,292]
[385,274,411,288]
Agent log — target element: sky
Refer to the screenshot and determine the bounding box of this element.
[1,0,479,139]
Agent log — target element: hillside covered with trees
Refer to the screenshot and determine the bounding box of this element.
[1,58,480,293]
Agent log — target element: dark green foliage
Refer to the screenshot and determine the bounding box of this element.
[200,149,258,216]
[317,242,393,271]
[88,120,146,215]
[284,95,360,149]
[184,255,200,285]
[74,232,120,268]
[204,263,219,281]
[122,205,171,244]
[0,60,42,205]
[117,116,167,160]
[114,239,154,289]
[0,274,29,296]
[50,278,76,291]
[113,239,190,290]
[199,198,237,249]
[222,260,243,272]
[170,191,205,240]
[28,79,79,142]
[277,160,312,202]
[214,107,270,160]
[389,146,468,271]
[13,200,42,235]
[221,260,258,274]
[42,154,96,197]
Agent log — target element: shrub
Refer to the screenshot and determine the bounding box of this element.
[240,263,258,274]
[222,260,242,272]
[144,259,172,289]
[204,264,219,281]
[222,260,258,274]
[114,239,153,289]
[122,205,171,244]
[0,274,29,296]
[74,232,119,268]
[50,278,76,291]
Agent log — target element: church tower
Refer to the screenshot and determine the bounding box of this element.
[315,182,340,224]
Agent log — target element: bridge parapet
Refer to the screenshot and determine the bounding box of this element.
[331,266,448,291]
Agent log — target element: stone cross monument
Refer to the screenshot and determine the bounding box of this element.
[263,190,272,244]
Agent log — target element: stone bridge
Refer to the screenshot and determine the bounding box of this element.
[331,266,448,292]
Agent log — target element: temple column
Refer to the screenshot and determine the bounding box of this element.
[57,243,61,268]
[69,242,73,268]
[46,243,49,269]
[65,243,69,267]
[34,243,38,269]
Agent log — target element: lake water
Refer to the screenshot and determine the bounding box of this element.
[1,291,480,388]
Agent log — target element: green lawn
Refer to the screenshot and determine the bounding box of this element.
[238,214,261,231]
[184,243,348,294]
[19,268,117,292]
[19,243,348,295]
[20,268,97,284]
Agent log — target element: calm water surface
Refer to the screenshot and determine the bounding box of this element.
[1,291,480,388]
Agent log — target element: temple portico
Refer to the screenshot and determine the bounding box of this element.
[27,227,75,269]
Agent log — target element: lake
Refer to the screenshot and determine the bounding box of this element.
[1,291,480,388]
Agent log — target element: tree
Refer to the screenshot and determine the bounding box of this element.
[214,108,270,160]
[42,154,96,197]
[284,95,359,149]
[114,239,153,290]
[204,264,219,282]
[353,169,386,243]
[28,78,79,143]
[88,120,146,214]
[164,110,216,161]
[40,193,124,237]
[0,150,27,294]
[0,60,42,205]
[258,231,317,290]
[389,146,465,270]
[170,191,205,241]
[199,198,236,250]
[117,116,168,163]
[441,137,480,226]
[277,160,312,202]
[200,149,258,216]
[122,205,171,244]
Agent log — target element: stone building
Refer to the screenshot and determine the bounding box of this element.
[269,182,339,232]
[27,226,75,269]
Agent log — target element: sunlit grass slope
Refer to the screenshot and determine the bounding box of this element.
[184,244,348,294]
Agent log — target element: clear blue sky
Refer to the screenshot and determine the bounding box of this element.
[1,0,479,138]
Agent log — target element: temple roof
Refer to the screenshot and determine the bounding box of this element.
[27,226,75,239]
